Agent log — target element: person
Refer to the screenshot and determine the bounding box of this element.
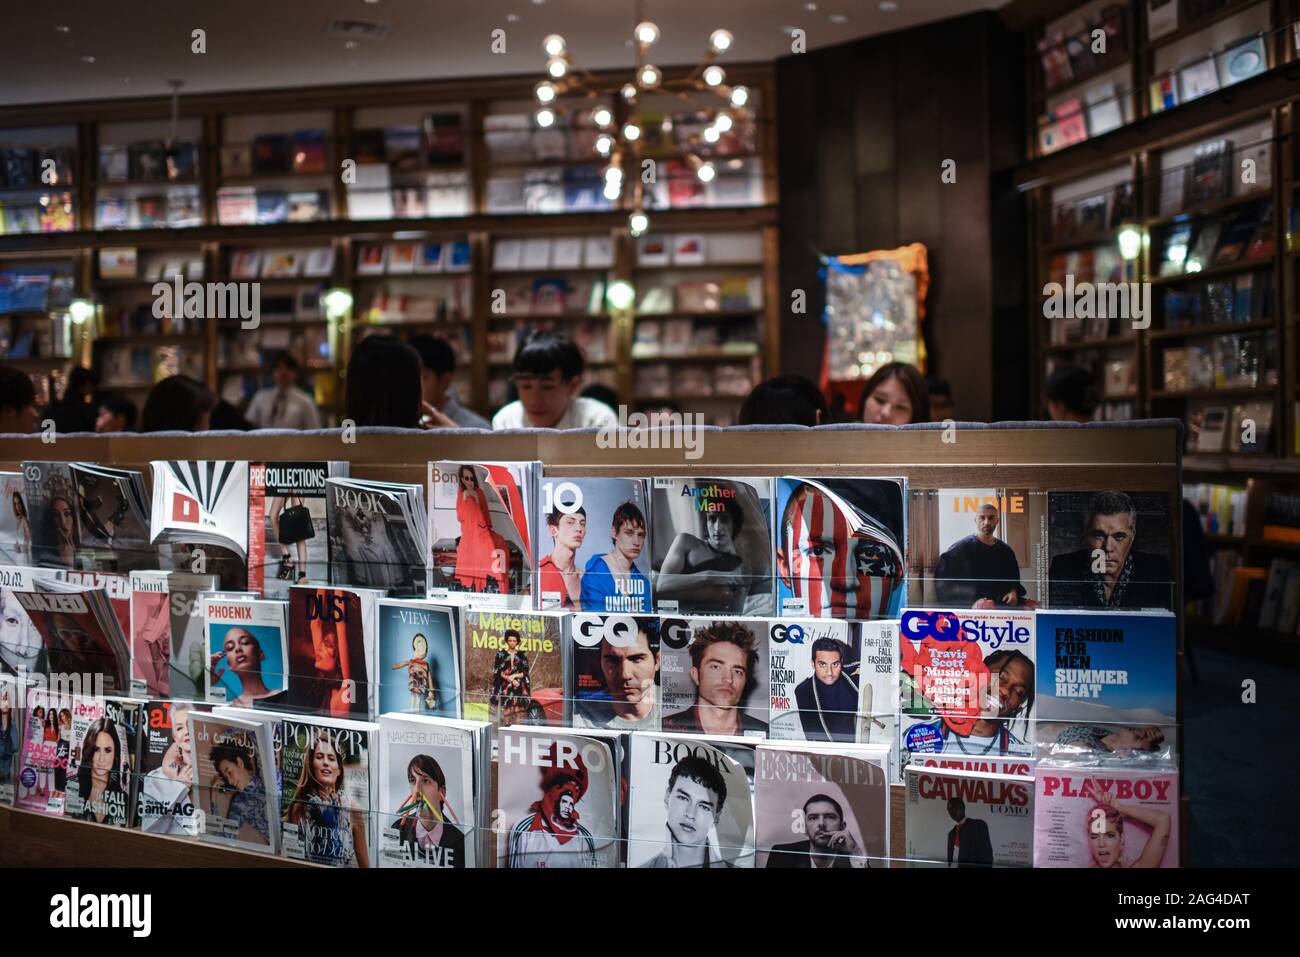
[453,465,509,593]
[792,637,860,742]
[1046,364,1097,422]
[409,334,490,429]
[133,590,170,695]
[1053,724,1166,755]
[579,501,652,613]
[42,365,98,433]
[334,492,407,592]
[861,361,929,424]
[580,383,619,415]
[935,501,1038,609]
[662,620,767,735]
[391,633,436,713]
[946,797,993,867]
[94,394,137,433]
[300,593,357,717]
[245,351,321,430]
[574,618,661,731]
[1047,491,1174,610]
[71,717,127,825]
[139,703,198,835]
[208,398,255,431]
[537,503,586,610]
[928,376,955,422]
[776,479,905,619]
[766,794,865,868]
[738,374,827,426]
[55,707,72,795]
[0,364,40,433]
[40,707,60,797]
[46,493,78,568]
[343,334,429,429]
[267,493,311,584]
[392,753,466,867]
[209,738,270,846]
[490,630,532,724]
[140,374,216,432]
[284,730,369,867]
[0,682,15,788]
[11,490,32,558]
[1087,790,1171,868]
[936,648,1035,756]
[506,744,599,868]
[0,587,44,675]
[655,494,751,614]
[491,331,618,430]
[209,627,276,708]
[639,754,732,868]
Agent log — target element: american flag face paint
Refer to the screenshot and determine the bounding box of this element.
[780,485,903,619]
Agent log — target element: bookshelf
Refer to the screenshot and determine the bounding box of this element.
[0,65,779,426]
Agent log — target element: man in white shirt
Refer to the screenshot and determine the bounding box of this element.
[409,333,490,429]
[491,331,619,431]
[245,351,321,430]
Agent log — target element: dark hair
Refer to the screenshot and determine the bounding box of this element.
[75,717,122,799]
[98,394,137,431]
[810,636,847,662]
[208,399,254,431]
[667,754,727,813]
[458,464,479,489]
[1045,365,1097,418]
[984,648,1035,718]
[860,362,930,424]
[505,629,521,644]
[140,375,216,432]
[580,383,618,412]
[803,793,843,820]
[512,330,584,381]
[407,753,446,792]
[271,350,300,374]
[605,616,661,655]
[926,376,952,399]
[947,797,966,815]
[63,366,98,401]
[408,334,456,375]
[546,504,586,527]
[0,364,37,415]
[1084,490,1137,536]
[708,495,744,536]
[210,742,257,784]
[611,501,645,539]
[738,375,827,427]
[689,620,757,684]
[345,334,422,428]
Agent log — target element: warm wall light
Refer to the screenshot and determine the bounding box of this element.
[635,21,660,45]
[322,288,354,319]
[1117,226,1142,261]
[606,279,636,311]
[535,80,557,103]
[709,29,734,52]
[68,299,95,324]
[543,34,566,56]
[628,211,650,236]
[703,65,726,87]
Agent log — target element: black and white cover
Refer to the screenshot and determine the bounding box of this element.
[188,710,279,853]
[659,616,769,738]
[497,726,620,868]
[279,714,378,867]
[67,463,153,570]
[627,732,756,868]
[21,461,77,568]
[568,613,662,732]
[0,472,34,564]
[165,572,222,700]
[766,618,859,743]
[150,460,250,560]
[0,563,57,676]
[327,477,427,596]
[649,477,774,616]
[905,764,1034,867]
[202,595,289,707]
[137,699,210,835]
[11,578,131,695]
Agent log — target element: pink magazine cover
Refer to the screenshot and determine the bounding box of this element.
[1033,766,1178,868]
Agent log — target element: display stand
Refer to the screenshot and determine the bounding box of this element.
[0,420,1185,867]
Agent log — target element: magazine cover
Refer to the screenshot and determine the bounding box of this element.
[377,714,481,868]
[0,563,53,676]
[1033,767,1178,868]
[21,461,77,568]
[774,476,907,619]
[280,716,376,867]
[249,461,339,598]
[150,460,250,560]
[910,488,1044,609]
[0,472,35,564]
[326,477,427,596]
[137,699,210,835]
[188,711,278,853]
[1034,610,1177,763]
[627,732,756,868]
[462,609,564,727]
[497,726,620,868]
[0,672,24,804]
[284,586,370,719]
[905,765,1033,867]
[755,743,889,868]
[649,477,773,616]
[63,695,138,827]
[16,686,72,815]
[377,599,460,719]
[898,608,1036,774]
[536,476,651,612]
[166,572,221,699]
[129,570,171,697]
[11,582,130,695]
[427,461,537,609]
[63,568,132,639]
[857,620,898,755]
[569,613,662,732]
[659,616,769,737]
[202,596,289,706]
[1046,490,1175,611]
[766,618,857,742]
[68,463,153,570]
[909,754,1037,777]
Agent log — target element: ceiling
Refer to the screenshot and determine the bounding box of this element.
[0,0,1006,107]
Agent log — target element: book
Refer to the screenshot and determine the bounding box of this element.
[387,243,417,274]
[221,144,252,177]
[1146,0,1178,40]
[252,133,291,174]
[905,764,1032,867]
[423,112,465,165]
[460,608,565,728]
[150,460,250,560]
[128,141,167,182]
[1085,84,1123,137]
[1187,139,1231,206]
[202,595,289,706]
[287,191,326,222]
[255,190,288,224]
[326,477,428,596]
[1218,34,1268,88]
[216,186,258,225]
[188,710,279,853]
[291,129,327,173]
[1033,767,1178,867]
[356,243,387,275]
[278,715,378,866]
[384,125,423,171]
[1178,56,1220,101]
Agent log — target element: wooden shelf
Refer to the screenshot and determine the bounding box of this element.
[635,307,762,319]
[1143,189,1273,229]
[1039,52,1134,100]
[1148,257,1275,285]
[632,349,760,362]
[633,261,765,271]
[1148,318,1276,339]
[1044,335,1137,352]
[1040,231,1120,253]
[1149,385,1274,399]
[1144,0,1262,51]
[1184,453,1300,473]
[488,312,609,321]
[95,333,205,343]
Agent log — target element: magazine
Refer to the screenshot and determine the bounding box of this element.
[164,572,221,699]
[461,608,565,728]
[568,613,662,732]
[150,460,250,561]
[279,715,378,867]
[375,599,461,719]
[649,477,774,615]
[137,699,211,835]
[326,477,427,596]
[10,579,131,695]
[202,595,289,707]
[63,695,140,828]
[188,711,279,853]
[248,461,344,599]
[766,617,858,743]
[15,685,73,815]
[0,472,34,564]
[0,672,26,804]
[659,615,769,738]
[905,764,1033,867]
[1033,766,1178,867]
[284,585,375,719]
[128,570,172,697]
[0,563,60,676]
[67,463,153,570]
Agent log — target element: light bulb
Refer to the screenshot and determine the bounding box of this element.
[623,122,641,141]
[635,21,660,45]
[621,83,638,100]
[604,165,624,183]
[322,288,353,319]
[595,134,614,156]
[639,64,662,88]
[696,161,716,183]
[1118,226,1142,261]
[535,81,557,104]
[606,279,636,311]
[702,125,721,143]
[543,33,566,56]
[709,29,734,53]
[592,106,613,128]
[730,85,750,107]
[68,299,94,324]
[714,111,733,132]
[535,108,556,127]
[703,65,726,87]
[629,211,649,236]
[547,57,568,78]
[603,180,622,201]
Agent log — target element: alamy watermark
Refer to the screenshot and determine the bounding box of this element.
[1042,275,1150,330]
[153,275,260,329]
[596,405,705,460]
[14,666,106,705]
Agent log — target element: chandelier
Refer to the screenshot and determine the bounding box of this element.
[531,8,750,237]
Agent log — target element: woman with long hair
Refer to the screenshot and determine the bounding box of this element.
[140,374,216,433]
[284,730,369,867]
[860,362,930,425]
[38,707,59,797]
[454,465,508,593]
[209,627,275,707]
[391,753,466,867]
[72,717,126,825]
[54,707,73,794]
[12,491,31,557]
[1087,790,1171,868]
[0,682,15,788]
[49,494,78,567]
[303,596,355,717]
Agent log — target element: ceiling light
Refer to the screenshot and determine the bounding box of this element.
[507,13,520,23]
[81,55,95,63]
[547,56,568,78]
[542,33,566,56]
[879,1,898,10]
[703,125,721,143]
[629,211,649,236]
[714,112,734,132]
[604,165,624,183]
[535,80,557,103]
[635,21,660,45]
[54,25,70,33]
[829,13,848,23]
[535,108,556,127]
[696,162,716,183]
[730,85,749,107]
[621,83,638,100]
[603,180,622,201]
[592,106,613,127]
[709,29,734,53]
[623,122,641,141]
[639,64,662,87]
[595,133,614,156]
[803,3,818,10]
[703,65,725,87]
[344,40,359,49]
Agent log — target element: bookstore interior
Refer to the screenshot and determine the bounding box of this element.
[0,0,1294,881]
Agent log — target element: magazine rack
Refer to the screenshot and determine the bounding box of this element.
[0,420,1185,867]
